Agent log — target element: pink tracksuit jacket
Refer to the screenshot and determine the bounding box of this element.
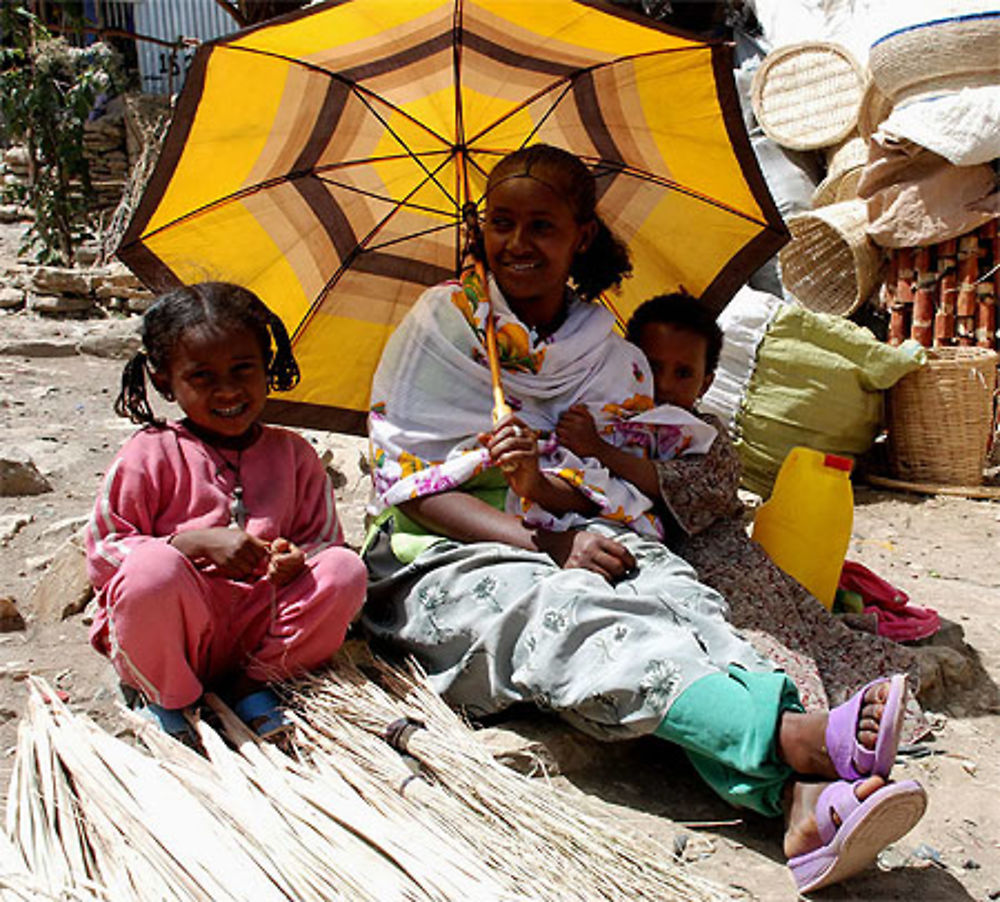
[86,421,366,707]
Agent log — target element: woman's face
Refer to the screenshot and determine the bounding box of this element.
[483,174,595,324]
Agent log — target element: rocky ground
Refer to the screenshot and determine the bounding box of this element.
[1,219,998,900]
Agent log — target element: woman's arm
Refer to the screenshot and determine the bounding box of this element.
[398,491,635,581]
[484,418,597,516]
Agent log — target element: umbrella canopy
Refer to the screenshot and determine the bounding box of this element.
[118,0,787,433]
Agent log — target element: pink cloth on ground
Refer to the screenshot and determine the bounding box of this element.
[86,421,367,706]
[838,560,940,643]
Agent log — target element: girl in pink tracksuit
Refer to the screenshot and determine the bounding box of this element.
[86,281,366,740]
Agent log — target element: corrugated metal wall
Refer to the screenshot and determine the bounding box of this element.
[129,0,237,95]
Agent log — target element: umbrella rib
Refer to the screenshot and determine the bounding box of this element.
[223,44,452,147]
[128,153,454,243]
[290,155,458,341]
[222,44,460,210]
[465,45,706,146]
[587,161,779,228]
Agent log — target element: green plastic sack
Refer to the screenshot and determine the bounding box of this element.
[734,304,924,497]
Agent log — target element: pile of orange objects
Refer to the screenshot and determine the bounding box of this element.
[883,220,1000,349]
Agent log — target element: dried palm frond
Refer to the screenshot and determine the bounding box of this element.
[288,649,731,902]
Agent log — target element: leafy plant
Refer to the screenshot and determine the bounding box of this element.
[0,3,120,265]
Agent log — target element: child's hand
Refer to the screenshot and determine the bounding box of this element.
[536,528,635,583]
[266,537,306,586]
[171,527,270,579]
[556,404,604,458]
[479,416,545,500]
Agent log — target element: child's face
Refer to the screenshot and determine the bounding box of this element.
[155,324,268,444]
[638,322,714,410]
[483,174,596,320]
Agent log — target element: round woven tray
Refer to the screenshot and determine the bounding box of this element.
[870,12,1000,105]
[751,42,865,150]
[779,200,882,315]
[812,133,868,208]
[886,346,998,486]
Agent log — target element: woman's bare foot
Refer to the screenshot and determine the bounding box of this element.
[783,775,887,859]
[778,680,894,778]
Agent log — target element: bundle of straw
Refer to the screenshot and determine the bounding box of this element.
[288,648,730,902]
[6,666,731,901]
[6,679,515,901]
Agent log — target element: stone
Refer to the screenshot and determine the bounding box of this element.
[0,286,23,309]
[0,513,31,544]
[127,294,156,314]
[0,205,23,224]
[0,452,53,496]
[0,338,79,358]
[77,331,140,359]
[27,292,95,315]
[31,266,94,296]
[39,515,88,541]
[0,597,26,633]
[3,146,30,169]
[27,537,93,623]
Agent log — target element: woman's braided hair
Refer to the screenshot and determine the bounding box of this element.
[485,144,632,302]
[114,281,299,426]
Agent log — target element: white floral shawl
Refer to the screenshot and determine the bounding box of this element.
[368,270,716,539]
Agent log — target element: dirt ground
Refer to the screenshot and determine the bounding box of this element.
[1,220,998,900]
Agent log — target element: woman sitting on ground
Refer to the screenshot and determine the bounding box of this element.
[361,143,926,894]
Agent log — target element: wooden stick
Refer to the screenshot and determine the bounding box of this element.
[912,247,933,347]
[956,234,980,346]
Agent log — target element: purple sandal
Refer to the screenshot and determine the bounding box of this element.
[826,673,907,781]
[788,778,927,893]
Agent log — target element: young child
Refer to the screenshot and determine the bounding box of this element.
[86,281,367,742]
[556,292,922,717]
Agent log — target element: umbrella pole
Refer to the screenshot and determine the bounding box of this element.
[461,188,511,425]
[481,264,513,424]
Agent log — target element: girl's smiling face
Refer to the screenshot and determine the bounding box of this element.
[154,323,268,445]
[483,175,596,326]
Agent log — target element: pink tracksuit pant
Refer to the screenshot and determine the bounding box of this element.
[95,540,367,708]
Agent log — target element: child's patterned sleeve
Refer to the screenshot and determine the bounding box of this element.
[654,418,743,537]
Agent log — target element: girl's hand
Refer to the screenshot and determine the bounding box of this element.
[267,537,306,586]
[479,416,545,499]
[536,528,636,583]
[170,527,270,579]
[556,404,604,458]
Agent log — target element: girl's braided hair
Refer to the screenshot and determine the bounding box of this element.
[114,281,299,426]
[485,144,632,302]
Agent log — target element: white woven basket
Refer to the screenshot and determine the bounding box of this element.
[870,12,1000,105]
[780,200,883,315]
[751,42,865,150]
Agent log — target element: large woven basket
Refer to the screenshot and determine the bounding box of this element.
[779,200,882,315]
[870,12,1000,105]
[750,42,865,150]
[887,347,998,485]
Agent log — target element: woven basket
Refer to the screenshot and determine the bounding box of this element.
[870,12,1000,105]
[857,76,893,141]
[812,133,869,207]
[887,347,998,485]
[750,42,865,150]
[779,200,883,315]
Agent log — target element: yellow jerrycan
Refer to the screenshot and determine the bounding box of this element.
[750,447,854,610]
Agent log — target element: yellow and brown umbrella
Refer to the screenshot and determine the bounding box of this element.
[118,0,787,433]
